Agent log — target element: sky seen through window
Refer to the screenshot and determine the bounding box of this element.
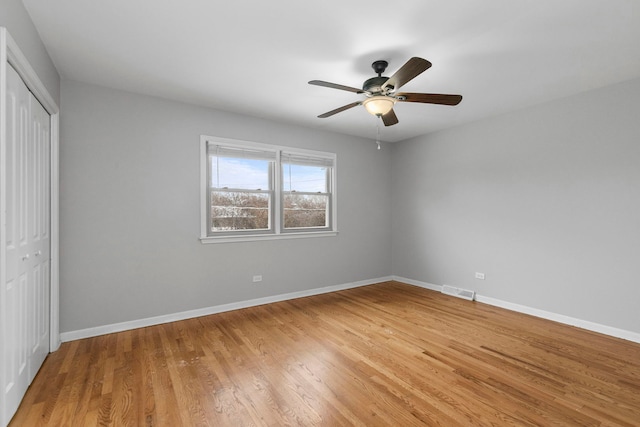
[212,158,327,192]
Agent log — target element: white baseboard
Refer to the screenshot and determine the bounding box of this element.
[60,276,394,342]
[474,295,640,344]
[392,275,640,344]
[393,276,442,292]
[61,275,640,345]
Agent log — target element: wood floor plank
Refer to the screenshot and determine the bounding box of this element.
[9,281,640,426]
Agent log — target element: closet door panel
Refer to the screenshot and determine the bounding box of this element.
[3,62,31,423]
[27,95,51,381]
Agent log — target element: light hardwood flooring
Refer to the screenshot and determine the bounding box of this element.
[10,281,640,426]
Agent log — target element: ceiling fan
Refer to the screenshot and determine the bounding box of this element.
[309,57,462,126]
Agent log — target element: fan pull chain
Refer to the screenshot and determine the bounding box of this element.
[376,122,381,150]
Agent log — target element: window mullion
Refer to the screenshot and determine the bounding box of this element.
[274,150,282,234]
[326,167,332,228]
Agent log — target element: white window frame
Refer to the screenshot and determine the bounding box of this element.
[200,135,338,243]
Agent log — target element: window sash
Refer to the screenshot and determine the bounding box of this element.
[209,188,273,234]
[207,146,275,234]
[281,163,333,231]
[282,192,331,231]
[209,146,274,191]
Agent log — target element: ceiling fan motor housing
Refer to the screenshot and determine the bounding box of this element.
[363,76,393,94]
[364,60,393,94]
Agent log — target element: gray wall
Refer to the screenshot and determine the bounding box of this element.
[391,77,640,334]
[0,0,60,104]
[59,80,392,333]
[7,0,637,336]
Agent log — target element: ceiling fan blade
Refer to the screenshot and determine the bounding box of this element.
[382,57,432,91]
[317,101,361,118]
[381,109,399,126]
[309,80,364,94]
[396,92,463,105]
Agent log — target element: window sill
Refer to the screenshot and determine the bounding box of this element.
[200,231,338,244]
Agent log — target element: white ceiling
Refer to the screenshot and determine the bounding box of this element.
[22,0,640,142]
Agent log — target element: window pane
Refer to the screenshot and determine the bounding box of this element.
[283,194,328,229]
[211,191,270,231]
[282,164,327,193]
[211,157,271,190]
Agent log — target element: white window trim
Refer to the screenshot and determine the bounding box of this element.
[200,135,338,244]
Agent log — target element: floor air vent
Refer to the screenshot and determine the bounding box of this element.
[441,285,476,301]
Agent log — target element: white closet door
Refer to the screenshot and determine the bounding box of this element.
[2,63,50,423]
[27,90,51,382]
[3,62,31,422]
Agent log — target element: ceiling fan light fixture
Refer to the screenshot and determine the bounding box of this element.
[363,96,395,117]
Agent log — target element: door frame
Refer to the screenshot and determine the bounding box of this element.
[0,27,60,356]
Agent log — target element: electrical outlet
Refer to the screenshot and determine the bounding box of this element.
[475,272,485,280]
[252,275,262,283]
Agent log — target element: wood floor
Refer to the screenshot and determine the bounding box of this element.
[10,281,640,426]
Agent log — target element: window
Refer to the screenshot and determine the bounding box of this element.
[201,136,337,243]
[281,153,333,231]
[208,145,275,234]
